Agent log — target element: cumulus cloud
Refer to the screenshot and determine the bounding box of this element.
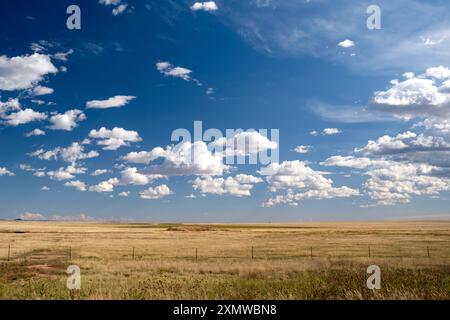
[88,127,142,150]
[31,142,99,163]
[86,95,136,109]
[323,154,450,205]
[91,169,109,176]
[321,155,390,169]
[25,128,46,137]
[64,180,87,191]
[364,163,450,205]
[47,165,86,181]
[2,108,47,126]
[0,98,21,116]
[0,53,58,91]
[293,145,311,154]
[371,66,450,120]
[143,141,228,176]
[47,109,86,131]
[338,39,355,48]
[353,130,450,169]
[0,167,14,176]
[210,131,278,157]
[29,85,54,96]
[190,1,218,12]
[123,131,277,168]
[119,167,166,186]
[139,184,173,200]
[310,128,342,136]
[89,178,119,193]
[193,174,263,197]
[259,160,359,207]
[121,147,167,164]
[323,128,342,135]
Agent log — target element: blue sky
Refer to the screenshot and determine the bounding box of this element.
[1,0,450,221]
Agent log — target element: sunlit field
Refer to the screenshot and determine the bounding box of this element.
[0,220,449,299]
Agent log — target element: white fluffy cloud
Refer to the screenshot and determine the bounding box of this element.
[91,169,109,176]
[310,128,342,136]
[121,147,167,164]
[47,109,86,131]
[143,141,228,176]
[193,174,263,197]
[0,98,21,116]
[210,131,278,157]
[355,131,419,155]
[64,180,87,191]
[371,66,450,119]
[323,128,342,135]
[29,85,54,96]
[86,95,136,109]
[322,155,450,205]
[293,145,311,154]
[139,184,173,200]
[0,167,14,176]
[190,1,218,11]
[25,128,46,137]
[259,160,359,207]
[2,108,47,126]
[338,39,355,48]
[89,178,119,193]
[321,155,390,169]
[364,163,450,205]
[31,142,99,163]
[0,53,58,91]
[119,167,166,186]
[88,127,142,150]
[47,165,86,181]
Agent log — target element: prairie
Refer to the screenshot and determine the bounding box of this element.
[0,220,449,299]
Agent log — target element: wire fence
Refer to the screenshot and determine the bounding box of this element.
[0,244,445,264]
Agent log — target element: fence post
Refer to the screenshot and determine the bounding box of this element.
[368,246,371,258]
[251,246,254,259]
[68,246,72,261]
[427,246,430,258]
[7,244,11,262]
[310,247,313,258]
[132,247,135,260]
[196,248,198,261]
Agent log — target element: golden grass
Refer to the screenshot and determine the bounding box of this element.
[0,220,449,299]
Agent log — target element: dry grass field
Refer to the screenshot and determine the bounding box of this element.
[0,220,449,300]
